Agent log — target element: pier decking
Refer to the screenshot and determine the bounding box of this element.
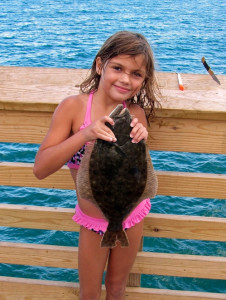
[0,66,226,299]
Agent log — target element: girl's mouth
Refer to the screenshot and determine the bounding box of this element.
[114,85,131,93]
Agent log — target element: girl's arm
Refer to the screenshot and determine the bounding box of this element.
[33,96,116,180]
[33,97,85,179]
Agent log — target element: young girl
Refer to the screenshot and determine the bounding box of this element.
[34,31,160,300]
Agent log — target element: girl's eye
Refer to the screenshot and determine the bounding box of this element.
[113,66,121,71]
[133,72,142,78]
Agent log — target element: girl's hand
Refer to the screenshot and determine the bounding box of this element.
[130,118,148,143]
[82,115,117,142]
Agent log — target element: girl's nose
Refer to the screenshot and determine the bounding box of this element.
[119,72,130,83]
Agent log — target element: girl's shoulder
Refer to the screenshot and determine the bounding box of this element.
[126,102,147,126]
[51,93,89,127]
[59,93,88,109]
[53,93,88,117]
[126,102,145,116]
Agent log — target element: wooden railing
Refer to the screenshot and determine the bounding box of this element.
[0,66,226,299]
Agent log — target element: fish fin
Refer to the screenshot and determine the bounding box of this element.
[101,230,129,248]
[101,231,118,248]
[116,230,129,247]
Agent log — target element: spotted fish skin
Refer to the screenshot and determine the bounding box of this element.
[77,105,158,248]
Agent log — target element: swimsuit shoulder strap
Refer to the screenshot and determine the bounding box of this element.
[82,94,126,129]
[83,91,94,127]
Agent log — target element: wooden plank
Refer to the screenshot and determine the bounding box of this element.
[0,66,88,86]
[0,242,226,280]
[0,276,226,300]
[1,162,226,199]
[0,276,80,300]
[144,213,226,241]
[0,242,79,269]
[0,110,52,144]
[1,67,226,120]
[156,170,226,199]
[0,204,226,242]
[147,117,226,154]
[1,110,226,154]
[0,204,78,232]
[124,287,226,300]
[0,162,75,190]
[134,251,226,279]
[156,72,226,120]
[0,66,84,112]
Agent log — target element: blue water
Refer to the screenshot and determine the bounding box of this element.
[0,0,226,294]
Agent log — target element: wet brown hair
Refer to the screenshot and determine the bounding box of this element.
[80,31,161,121]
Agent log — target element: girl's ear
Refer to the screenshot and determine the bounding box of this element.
[96,57,102,75]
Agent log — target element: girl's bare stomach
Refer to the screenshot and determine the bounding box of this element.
[70,168,106,219]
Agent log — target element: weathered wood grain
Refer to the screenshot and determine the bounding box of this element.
[1,242,226,280]
[0,277,225,300]
[1,162,226,199]
[0,204,226,242]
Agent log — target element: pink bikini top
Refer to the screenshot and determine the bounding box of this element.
[67,92,126,169]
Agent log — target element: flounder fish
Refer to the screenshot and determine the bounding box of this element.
[77,105,158,248]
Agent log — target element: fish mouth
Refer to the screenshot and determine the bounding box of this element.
[109,104,126,118]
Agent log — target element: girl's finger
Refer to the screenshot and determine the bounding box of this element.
[99,126,117,142]
[131,125,148,143]
[102,115,115,126]
[130,122,143,138]
[98,133,116,142]
[130,117,138,128]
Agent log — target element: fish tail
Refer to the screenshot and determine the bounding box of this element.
[117,230,129,247]
[101,231,117,248]
[101,230,129,248]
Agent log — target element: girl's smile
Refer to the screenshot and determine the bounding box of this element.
[114,84,131,94]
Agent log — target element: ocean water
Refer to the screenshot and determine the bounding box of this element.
[0,0,226,294]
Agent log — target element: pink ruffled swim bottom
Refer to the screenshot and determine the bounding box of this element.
[72,198,151,235]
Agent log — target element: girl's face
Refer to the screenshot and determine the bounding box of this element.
[96,54,146,102]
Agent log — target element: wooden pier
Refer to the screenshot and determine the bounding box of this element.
[0,66,226,299]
